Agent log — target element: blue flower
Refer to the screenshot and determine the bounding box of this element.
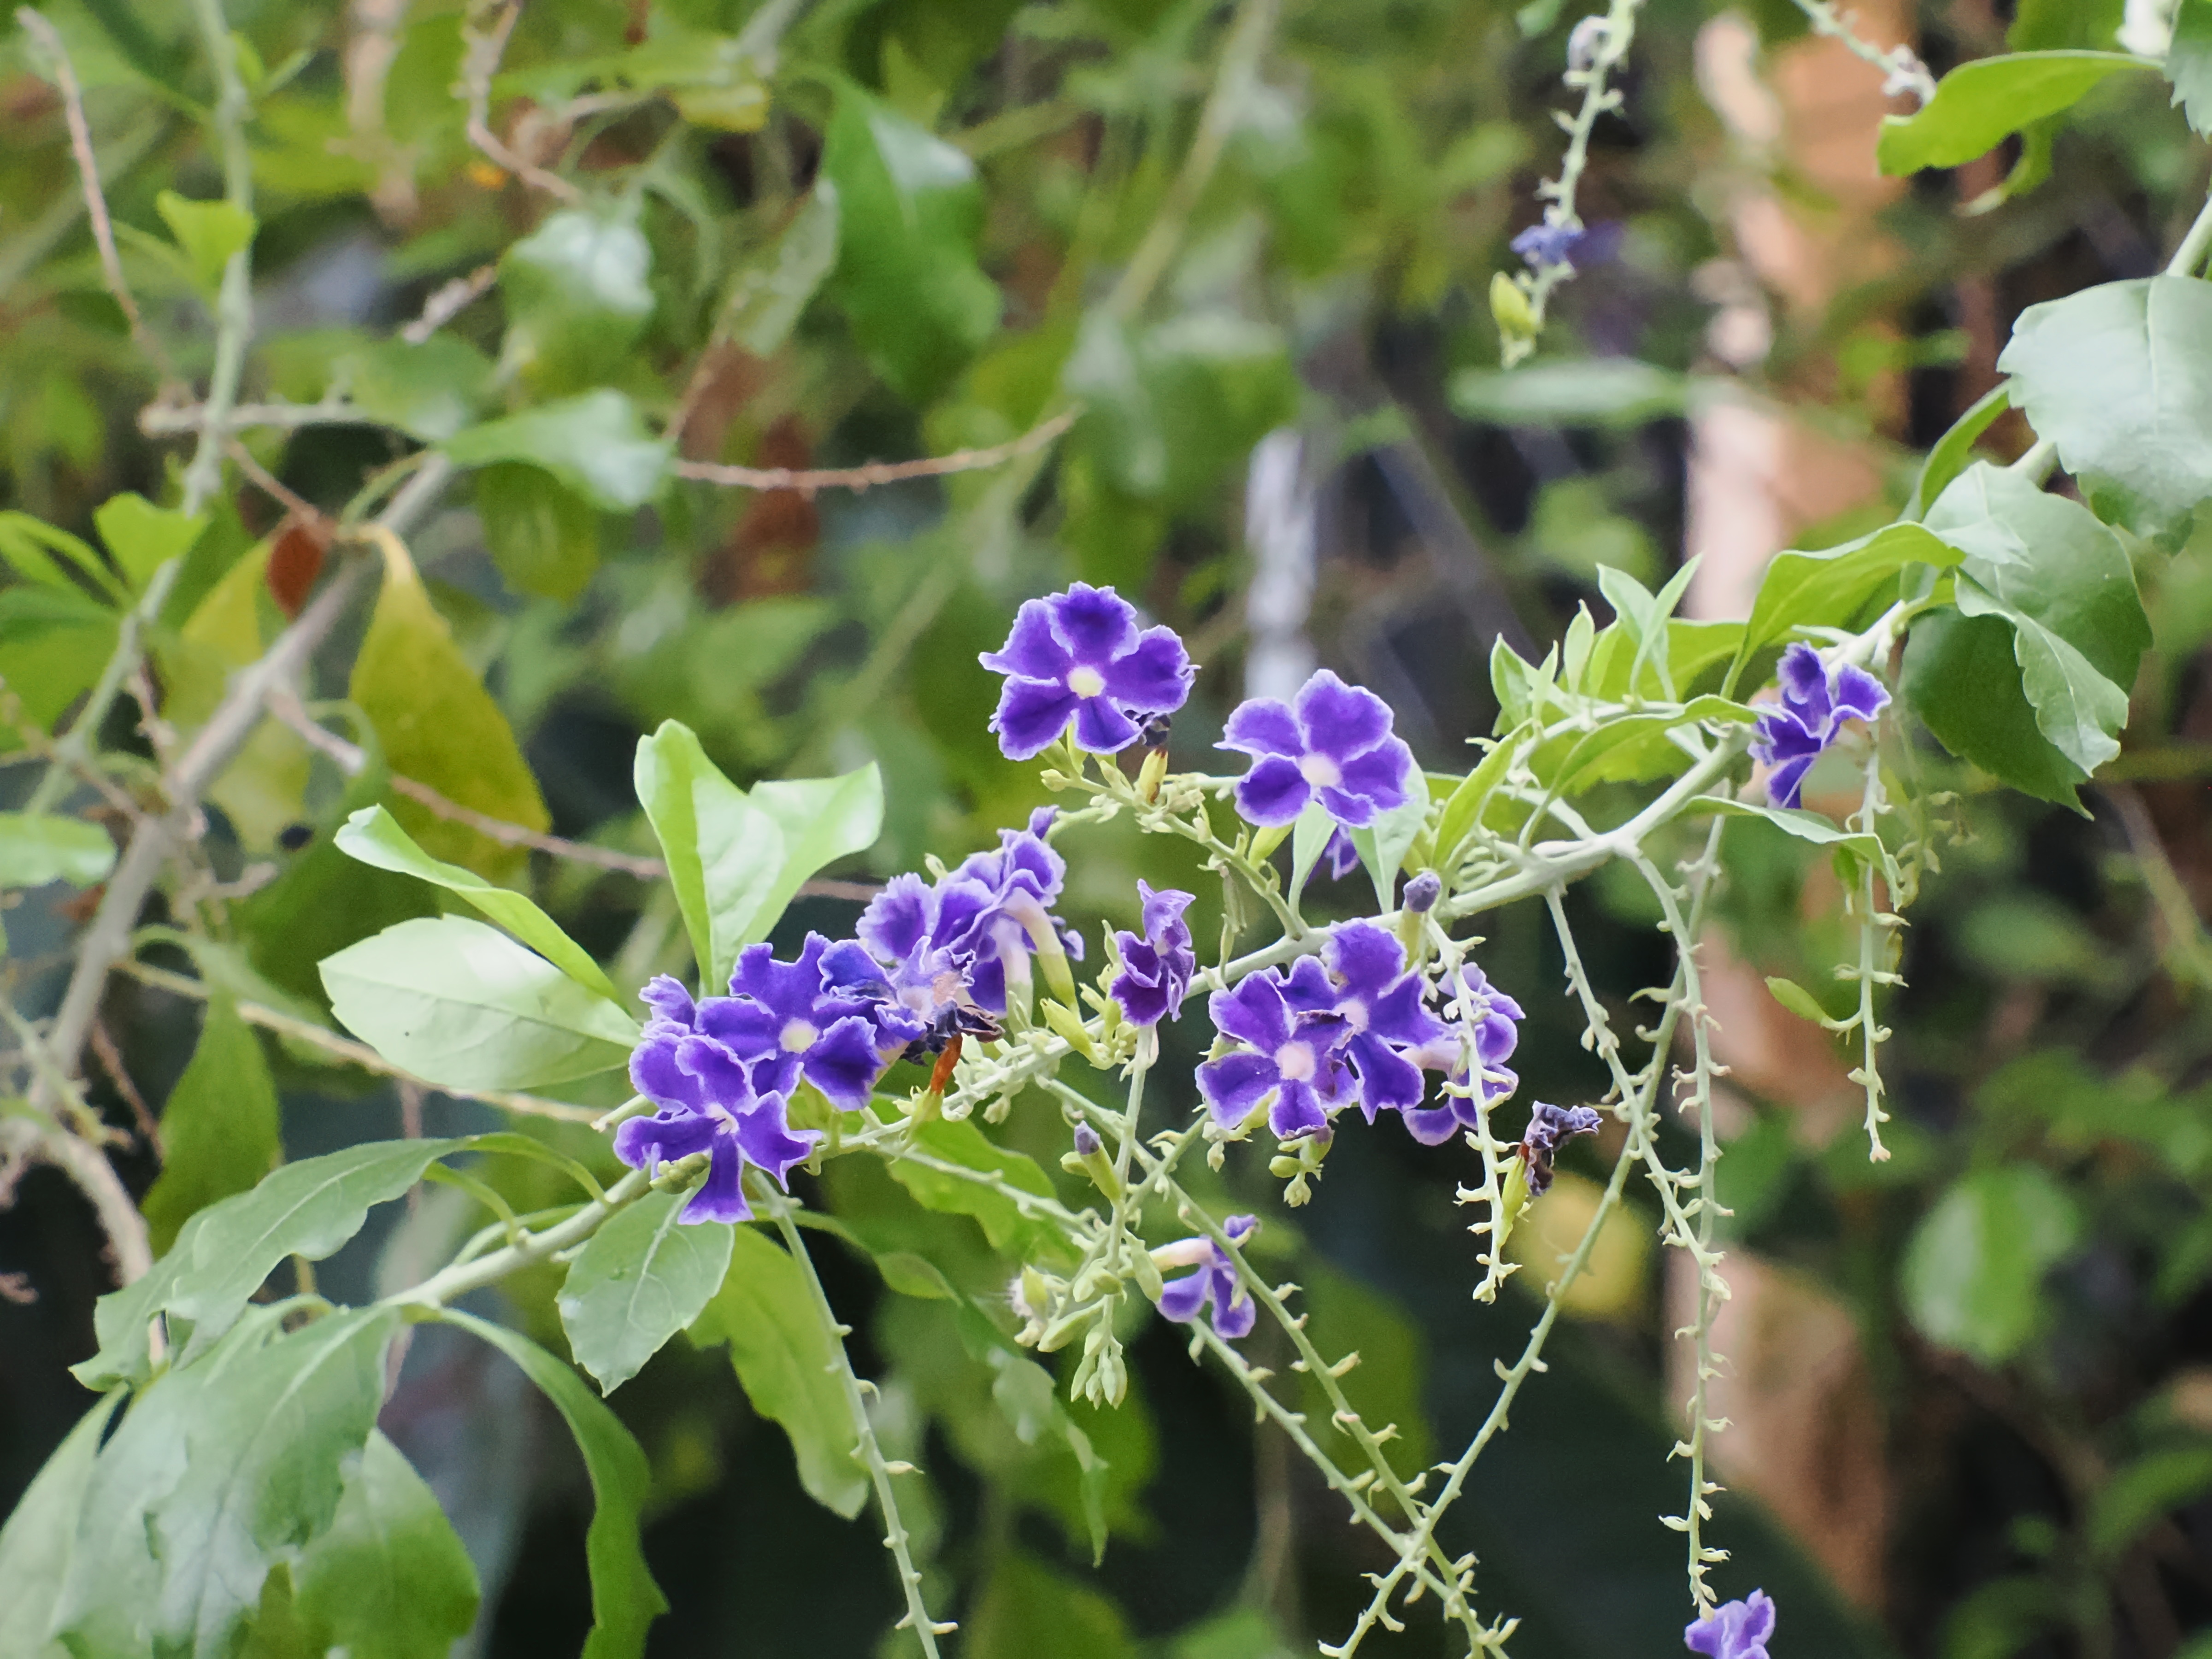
[1752,643,1889,808]
[702,934,885,1111]
[980,583,1195,760]
[1511,221,1586,270]
[1283,922,1451,1125]
[1197,970,1353,1140]
[941,808,1085,1012]
[1153,1214,1259,1340]
[1685,1591,1775,1659]
[621,981,820,1224]
[1401,962,1526,1146]
[822,873,994,1053]
[1109,881,1196,1027]
[1219,670,1416,830]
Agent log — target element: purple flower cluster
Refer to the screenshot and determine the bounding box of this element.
[1511,221,1585,270]
[1219,670,1416,830]
[980,583,1194,760]
[1153,1214,1259,1339]
[1686,1592,1775,1659]
[1109,882,1196,1027]
[1197,922,1456,1142]
[1752,642,1889,809]
[1402,963,1527,1146]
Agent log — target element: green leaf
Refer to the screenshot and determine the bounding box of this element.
[155,188,256,289]
[141,994,283,1257]
[437,1310,667,1659]
[2088,1445,2212,1562]
[822,82,999,402]
[335,804,621,1002]
[500,206,656,394]
[54,1307,400,1659]
[889,1118,1064,1260]
[1876,52,2153,174]
[1764,976,1831,1026]
[340,335,494,442]
[78,1139,465,1388]
[0,511,125,603]
[2167,0,2212,133]
[0,811,114,887]
[1347,788,1430,912]
[747,763,885,938]
[1684,796,1885,865]
[1901,1165,2079,1364]
[967,1552,1136,1659]
[1435,731,1523,864]
[688,1226,870,1518]
[1287,800,1335,911]
[2009,0,2124,50]
[292,1430,482,1659]
[1954,581,2132,774]
[1997,275,2212,520]
[1737,521,1960,669]
[1449,359,1697,426]
[0,1392,123,1659]
[320,915,639,1091]
[634,721,784,988]
[442,391,671,512]
[1586,618,1743,700]
[478,462,600,602]
[1906,385,2011,521]
[350,538,550,878]
[1904,610,2090,808]
[92,492,206,593]
[1300,1259,1434,1478]
[722,182,841,357]
[558,1190,735,1393]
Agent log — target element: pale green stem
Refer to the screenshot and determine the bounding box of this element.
[389,1167,652,1310]
[181,0,255,517]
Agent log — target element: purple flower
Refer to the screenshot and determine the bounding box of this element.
[1219,670,1416,830]
[1752,642,1889,809]
[1197,971,1353,1140]
[621,980,820,1224]
[941,808,1084,1012]
[1283,923,1451,1126]
[1517,1100,1603,1197]
[1402,963,1527,1146]
[1685,1591,1775,1659]
[824,873,992,1053]
[1512,221,1585,270]
[1153,1214,1259,1340]
[980,583,1194,760]
[699,934,886,1111]
[1321,827,1360,882]
[1109,882,1196,1027]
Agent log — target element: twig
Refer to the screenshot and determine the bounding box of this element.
[672,410,1079,495]
[227,439,331,530]
[1783,0,1935,105]
[460,2,582,203]
[402,262,499,343]
[15,8,178,381]
[141,399,361,435]
[181,0,257,517]
[88,1017,161,1153]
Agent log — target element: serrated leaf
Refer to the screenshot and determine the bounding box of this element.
[320,915,639,1090]
[689,1226,870,1518]
[335,804,620,1002]
[1902,1166,2079,1364]
[140,994,283,1256]
[439,1310,667,1659]
[1876,51,2153,175]
[0,1392,123,1659]
[558,1190,735,1393]
[0,811,114,887]
[1997,275,2212,520]
[293,1430,482,1659]
[442,391,671,512]
[635,720,784,990]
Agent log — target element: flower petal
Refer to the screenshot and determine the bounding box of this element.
[1157,1268,1212,1323]
[1219,696,1302,758]
[1046,582,1139,664]
[1765,753,1817,809]
[1101,625,1194,715]
[735,1095,819,1188]
[804,1016,884,1110]
[1268,1080,1330,1140]
[980,598,1073,680]
[1211,975,1294,1053]
[613,1106,715,1169]
[1401,1100,1469,1145]
[639,975,695,1028]
[681,1141,753,1224]
[1347,1032,1425,1120]
[859,874,934,965]
[1235,756,1312,826]
[1211,1275,1257,1340]
[1197,1052,1279,1125]
[1327,922,1405,1002]
[1333,737,1414,807]
[989,677,1081,761]
[1294,670,1394,759]
[1072,694,1143,754]
[1830,662,1890,725]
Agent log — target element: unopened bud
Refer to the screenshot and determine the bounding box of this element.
[1403,871,1442,913]
[1566,13,1607,74]
[1073,1122,1102,1157]
[1490,271,1537,341]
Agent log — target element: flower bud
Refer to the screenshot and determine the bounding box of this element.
[1566,13,1607,74]
[1403,870,1442,913]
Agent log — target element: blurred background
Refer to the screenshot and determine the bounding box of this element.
[4,0,2212,1655]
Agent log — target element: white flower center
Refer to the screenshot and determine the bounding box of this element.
[1299,753,1342,788]
[779,1018,819,1054]
[1341,998,1369,1034]
[1068,665,1107,698]
[1277,1040,1317,1082]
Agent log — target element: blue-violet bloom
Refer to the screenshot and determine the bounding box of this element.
[1752,642,1888,809]
[621,980,820,1223]
[1517,1100,1604,1196]
[1219,669,1416,829]
[702,934,885,1111]
[1109,881,1196,1027]
[1198,971,1352,1140]
[1402,962,1527,1146]
[1284,923,1451,1125]
[1685,1591,1775,1659]
[1512,221,1585,270]
[980,583,1194,760]
[1153,1214,1259,1340]
[941,808,1084,1012]
[822,873,993,1053]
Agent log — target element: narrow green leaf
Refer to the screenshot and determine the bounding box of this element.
[321,916,639,1090]
[1449,359,1696,426]
[1685,796,1885,862]
[0,511,124,603]
[1347,788,1430,913]
[141,994,283,1256]
[1906,385,2011,521]
[1737,521,1960,668]
[435,1310,668,1659]
[634,720,785,987]
[558,1190,736,1393]
[0,1392,124,1659]
[1876,51,2153,175]
[2088,1445,2212,1563]
[1764,976,1831,1026]
[1901,1166,2079,1364]
[91,492,206,593]
[689,1226,870,1518]
[0,811,114,887]
[1287,800,1335,910]
[292,1430,482,1659]
[335,804,621,1002]
[54,1307,399,1659]
[155,188,256,289]
[1435,731,1523,865]
[442,391,671,512]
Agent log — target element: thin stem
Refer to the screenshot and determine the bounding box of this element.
[766,1202,950,1657]
[390,1167,651,1309]
[1781,0,1934,104]
[181,0,255,517]
[2168,191,2212,277]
